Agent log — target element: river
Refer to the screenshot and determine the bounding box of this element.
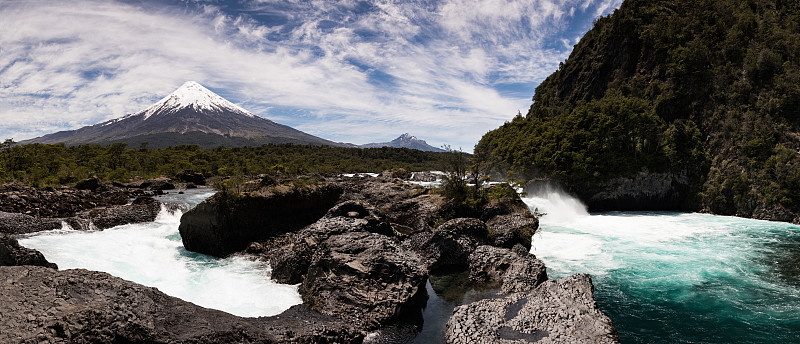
[525,189,800,343]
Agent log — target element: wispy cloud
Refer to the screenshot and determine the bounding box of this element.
[0,0,621,150]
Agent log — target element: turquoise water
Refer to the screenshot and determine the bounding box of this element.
[18,189,302,317]
[525,192,800,343]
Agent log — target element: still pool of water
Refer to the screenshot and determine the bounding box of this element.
[525,190,800,343]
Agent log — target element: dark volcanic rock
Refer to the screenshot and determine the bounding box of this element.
[75,177,102,190]
[0,211,63,235]
[584,171,693,212]
[0,183,136,218]
[468,245,547,294]
[486,214,538,250]
[300,231,427,329]
[0,234,57,268]
[263,200,394,284]
[0,266,276,344]
[179,183,343,257]
[89,197,162,230]
[406,217,489,271]
[256,305,364,343]
[445,274,619,343]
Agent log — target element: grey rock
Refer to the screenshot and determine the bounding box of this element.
[468,245,546,294]
[0,234,57,269]
[0,266,276,343]
[0,212,63,235]
[486,214,538,250]
[300,231,428,329]
[406,217,489,271]
[445,274,619,344]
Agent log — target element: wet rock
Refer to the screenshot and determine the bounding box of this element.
[300,231,427,329]
[486,214,538,250]
[179,183,343,257]
[409,171,440,182]
[0,234,57,269]
[0,266,276,343]
[0,212,62,235]
[0,184,135,218]
[468,245,547,294]
[405,217,489,271]
[89,197,162,230]
[585,171,693,212]
[445,274,619,343]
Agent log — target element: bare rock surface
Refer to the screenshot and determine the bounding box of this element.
[468,245,547,294]
[404,217,489,271]
[300,231,428,330]
[0,234,57,269]
[445,274,619,344]
[0,266,276,344]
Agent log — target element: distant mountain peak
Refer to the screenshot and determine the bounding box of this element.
[138,81,254,120]
[360,133,445,152]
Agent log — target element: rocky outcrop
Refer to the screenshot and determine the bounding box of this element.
[0,212,63,235]
[486,214,538,250]
[175,170,206,186]
[0,234,57,268]
[79,197,163,230]
[0,266,277,344]
[258,200,394,284]
[445,274,619,343]
[256,305,363,343]
[405,217,489,271]
[179,183,343,257]
[300,231,427,329]
[468,245,547,294]
[0,183,133,218]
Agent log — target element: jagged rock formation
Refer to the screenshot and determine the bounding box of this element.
[0,234,57,268]
[445,274,619,343]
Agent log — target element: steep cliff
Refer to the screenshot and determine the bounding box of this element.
[477,0,800,220]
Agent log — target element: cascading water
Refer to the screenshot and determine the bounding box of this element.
[524,187,800,343]
[18,189,302,318]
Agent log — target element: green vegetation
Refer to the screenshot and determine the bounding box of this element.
[476,0,800,216]
[0,141,449,187]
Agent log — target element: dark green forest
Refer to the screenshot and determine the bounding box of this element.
[0,140,448,186]
[476,0,800,216]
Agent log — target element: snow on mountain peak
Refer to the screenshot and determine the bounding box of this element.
[139,81,255,120]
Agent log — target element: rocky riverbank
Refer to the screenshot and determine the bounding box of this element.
[0,173,619,343]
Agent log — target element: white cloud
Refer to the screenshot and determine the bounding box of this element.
[0,0,621,151]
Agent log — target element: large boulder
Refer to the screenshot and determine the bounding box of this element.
[262,200,394,284]
[75,177,102,191]
[179,183,343,257]
[300,231,428,329]
[175,170,206,186]
[468,245,547,294]
[486,214,538,250]
[0,266,276,343]
[89,197,162,230]
[445,274,619,343]
[0,234,57,269]
[405,217,489,271]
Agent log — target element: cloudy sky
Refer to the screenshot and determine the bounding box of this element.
[0,0,621,150]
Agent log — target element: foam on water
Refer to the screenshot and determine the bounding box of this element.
[18,189,301,318]
[523,188,800,343]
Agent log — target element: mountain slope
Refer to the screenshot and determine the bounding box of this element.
[476,0,800,221]
[22,81,339,148]
[360,134,445,152]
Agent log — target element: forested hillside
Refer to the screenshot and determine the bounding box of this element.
[0,141,447,186]
[477,0,800,221]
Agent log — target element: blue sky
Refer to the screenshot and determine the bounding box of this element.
[0,0,621,150]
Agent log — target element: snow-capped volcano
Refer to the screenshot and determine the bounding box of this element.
[23,81,339,148]
[138,81,255,121]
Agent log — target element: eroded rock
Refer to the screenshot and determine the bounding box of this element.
[0,234,57,269]
[300,231,427,329]
[445,274,619,344]
[468,245,547,294]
